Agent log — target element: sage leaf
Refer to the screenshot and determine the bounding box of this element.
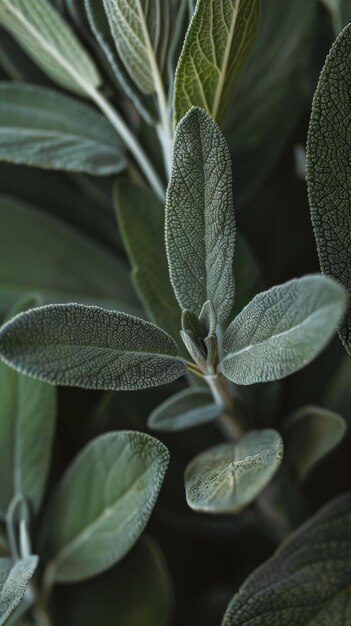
[166,107,236,325]
[306,24,351,353]
[0,556,38,625]
[283,405,347,481]
[0,0,101,96]
[39,431,169,582]
[0,304,186,391]
[174,0,260,124]
[0,83,126,175]
[222,492,351,625]
[148,387,222,432]
[222,275,347,385]
[322,0,351,34]
[185,429,283,513]
[0,196,139,315]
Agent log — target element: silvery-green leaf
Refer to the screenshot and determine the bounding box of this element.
[0,195,139,315]
[322,0,351,34]
[0,83,126,175]
[0,304,185,391]
[0,0,101,96]
[185,429,283,514]
[306,24,351,353]
[222,275,347,385]
[283,405,347,481]
[148,387,222,432]
[173,0,260,124]
[166,107,236,325]
[222,493,351,625]
[0,556,38,625]
[39,431,169,582]
[102,0,169,95]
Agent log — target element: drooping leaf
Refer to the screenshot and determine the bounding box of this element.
[306,24,351,353]
[39,431,169,582]
[185,429,283,513]
[222,275,347,385]
[173,0,260,124]
[0,83,126,175]
[0,556,38,625]
[148,387,222,432]
[222,492,351,625]
[166,107,236,326]
[0,304,186,391]
[0,195,139,314]
[322,0,351,34]
[0,0,101,95]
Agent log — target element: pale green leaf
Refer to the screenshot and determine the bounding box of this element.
[222,275,347,385]
[39,431,169,582]
[174,0,260,124]
[283,405,347,481]
[0,304,185,391]
[0,556,38,625]
[322,0,351,34]
[185,429,283,513]
[306,24,351,353]
[0,83,126,175]
[165,107,236,325]
[222,493,351,625]
[0,0,101,95]
[148,387,222,432]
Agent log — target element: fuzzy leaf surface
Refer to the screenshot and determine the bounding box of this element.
[148,387,222,432]
[222,275,347,385]
[0,557,38,625]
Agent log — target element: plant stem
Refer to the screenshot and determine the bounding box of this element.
[205,374,244,441]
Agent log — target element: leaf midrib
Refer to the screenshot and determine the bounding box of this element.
[212,0,241,119]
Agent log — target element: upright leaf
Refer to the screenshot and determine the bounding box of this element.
[222,493,351,625]
[0,304,185,391]
[306,24,351,353]
[0,557,38,626]
[173,0,260,124]
[222,275,347,385]
[166,107,236,325]
[39,432,169,582]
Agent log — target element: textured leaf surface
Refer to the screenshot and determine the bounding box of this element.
[39,432,169,582]
[306,24,351,353]
[148,387,222,432]
[0,0,101,95]
[0,304,185,391]
[174,0,259,123]
[222,493,351,625]
[0,557,38,625]
[222,275,347,385]
[166,107,235,325]
[0,83,126,175]
[185,429,283,513]
[0,196,139,314]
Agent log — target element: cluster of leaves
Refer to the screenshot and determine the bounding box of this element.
[0,0,351,625]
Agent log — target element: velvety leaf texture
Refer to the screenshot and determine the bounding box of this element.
[166,107,236,325]
[39,431,169,582]
[148,387,222,432]
[0,556,38,625]
[0,304,186,391]
[222,275,347,385]
[222,492,351,625]
[174,0,260,124]
[306,24,351,353]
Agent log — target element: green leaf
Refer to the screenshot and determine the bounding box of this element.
[0,195,140,315]
[0,304,185,391]
[102,0,169,95]
[148,387,222,432]
[39,431,169,582]
[0,0,101,96]
[114,182,182,348]
[306,24,351,354]
[0,83,126,175]
[165,107,236,325]
[283,405,347,481]
[0,556,38,625]
[222,492,351,625]
[322,0,351,34]
[222,275,347,385]
[185,429,283,513]
[173,0,260,124]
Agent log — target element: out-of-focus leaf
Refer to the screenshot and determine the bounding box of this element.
[322,0,351,34]
[148,387,222,432]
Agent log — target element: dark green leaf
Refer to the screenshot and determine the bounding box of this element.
[148,387,222,432]
[322,0,351,34]
[0,556,38,625]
